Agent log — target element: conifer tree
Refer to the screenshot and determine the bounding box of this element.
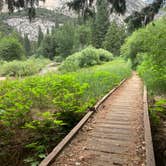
[24,34,31,56]
[92,0,110,48]
[38,35,57,60]
[0,0,3,12]
[47,28,49,35]
[37,26,44,47]
[103,21,126,56]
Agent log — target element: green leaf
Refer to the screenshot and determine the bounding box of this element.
[24,157,34,163]
[38,153,46,159]
[31,161,39,166]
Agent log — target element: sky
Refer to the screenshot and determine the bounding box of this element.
[144,0,154,4]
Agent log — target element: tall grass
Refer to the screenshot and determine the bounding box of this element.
[0,58,50,77]
[73,59,131,101]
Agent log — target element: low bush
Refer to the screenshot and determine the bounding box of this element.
[0,59,131,165]
[149,99,166,126]
[0,36,25,61]
[60,46,113,72]
[137,55,166,94]
[97,48,114,62]
[0,58,50,77]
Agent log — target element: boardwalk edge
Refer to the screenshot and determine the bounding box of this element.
[143,85,156,166]
[39,78,127,166]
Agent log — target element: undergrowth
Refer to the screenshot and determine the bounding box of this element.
[0,58,50,77]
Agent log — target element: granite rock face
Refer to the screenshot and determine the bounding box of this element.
[4,17,55,41]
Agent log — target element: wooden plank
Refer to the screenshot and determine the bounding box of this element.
[94,79,126,110]
[39,111,93,166]
[143,85,156,166]
[39,78,127,166]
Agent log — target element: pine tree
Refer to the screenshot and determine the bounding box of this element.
[0,0,3,12]
[92,0,110,48]
[47,28,49,35]
[37,26,44,47]
[38,35,57,60]
[24,34,31,56]
[103,21,127,56]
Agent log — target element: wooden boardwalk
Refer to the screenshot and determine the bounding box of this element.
[40,73,155,166]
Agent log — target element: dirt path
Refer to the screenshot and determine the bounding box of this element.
[0,77,6,81]
[51,73,146,166]
[39,62,59,75]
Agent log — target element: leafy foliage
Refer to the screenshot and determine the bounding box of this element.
[149,98,166,166]
[59,46,113,72]
[121,17,166,94]
[0,58,50,77]
[150,99,166,126]
[0,36,25,61]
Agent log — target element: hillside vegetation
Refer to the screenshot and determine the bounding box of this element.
[121,17,166,166]
[121,17,166,94]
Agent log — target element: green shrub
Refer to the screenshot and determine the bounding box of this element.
[58,52,82,72]
[0,74,88,165]
[137,55,166,94]
[0,36,25,61]
[97,48,114,62]
[79,46,100,67]
[120,28,146,68]
[149,99,166,126]
[60,46,113,72]
[0,58,50,77]
[121,17,166,94]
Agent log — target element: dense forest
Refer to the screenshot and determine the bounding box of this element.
[0,0,166,166]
